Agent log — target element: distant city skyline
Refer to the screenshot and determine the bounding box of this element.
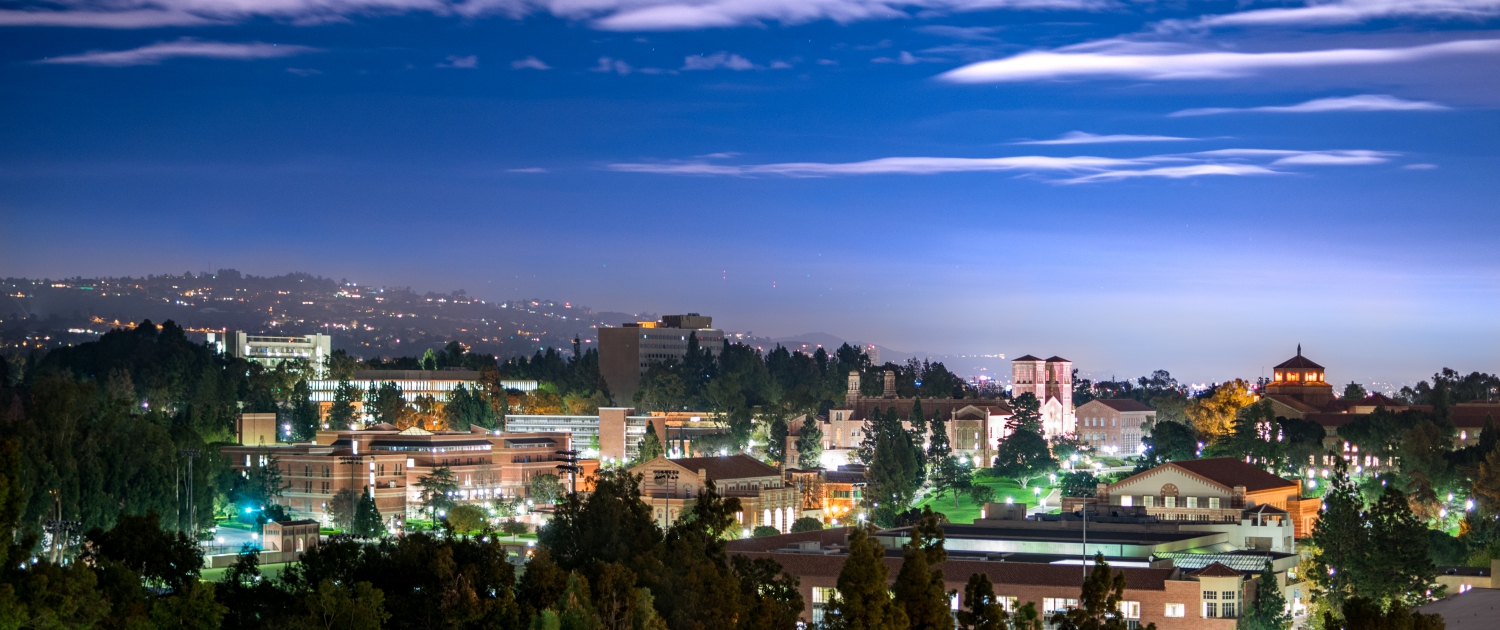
[4,1,1497,388]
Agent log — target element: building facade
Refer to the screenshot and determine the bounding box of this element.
[598,313,724,403]
[1074,399,1157,457]
[211,331,332,374]
[1010,355,1076,438]
[629,454,802,532]
[821,370,1014,467]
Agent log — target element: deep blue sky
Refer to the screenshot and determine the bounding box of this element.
[3,0,1499,385]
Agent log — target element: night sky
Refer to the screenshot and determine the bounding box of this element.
[3,1,1499,385]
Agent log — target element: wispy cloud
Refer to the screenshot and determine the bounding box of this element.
[1010,131,1198,145]
[506,167,549,173]
[37,38,318,66]
[1167,0,1500,30]
[511,56,551,70]
[592,56,634,75]
[608,147,1397,183]
[1171,94,1450,116]
[0,0,1108,31]
[438,54,478,68]
[872,51,942,64]
[917,25,1001,41]
[939,38,1500,83]
[683,51,754,71]
[1404,163,1439,170]
[0,8,219,28]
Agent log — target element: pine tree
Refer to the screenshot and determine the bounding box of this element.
[1365,484,1437,606]
[956,573,1008,630]
[636,422,664,464]
[822,526,909,630]
[327,379,360,429]
[910,398,927,436]
[1238,561,1289,630]
[351,492,386,539]
[893,507,952,630]
[767,416,790,465]
[288,379,320,442]
[1309,456,1367,613]
[796,416,824,469]
[928,410,951,464]
[555,573,603,630]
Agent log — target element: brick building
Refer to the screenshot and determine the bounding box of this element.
[817,370,1014,468]
[1074,399,1157,457]
[1009,354,1076,438]
[222,421,587,530]
[629,454,802,532]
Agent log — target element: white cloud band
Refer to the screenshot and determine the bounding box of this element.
[37,38,318,66]
[1171,94,1450,116]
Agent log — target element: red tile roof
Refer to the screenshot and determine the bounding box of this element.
[1045,356,1070,363]
[730,551,1175,591]
[1168,458,1298,493]
[1012,355,1044,362]
[1274,355,1325,370]
[1190,563,1243,578]
[1087,399,1156,413]
[670,454,780,481]
[726,527,851,553]
[1265,394,1323,414]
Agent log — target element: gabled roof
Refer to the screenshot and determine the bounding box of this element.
[1274,355,1324,370]
[1085,399,1156,413]
[1168,458,1299,493]
[398,426,433,436]
[1012,354,1044,362]
[1243,503,1288,516]
[670,454,780,480]
[1189,562,1244,578]
[1045,356,1070,363]
[1265,394,1322,414]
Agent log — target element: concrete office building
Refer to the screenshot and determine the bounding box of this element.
[210,331,332,373]
[598,313,724,402]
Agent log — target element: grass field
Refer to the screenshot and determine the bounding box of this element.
[916,477,1055,523]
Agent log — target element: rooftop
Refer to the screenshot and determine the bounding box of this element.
[669,454,781,480]
[1162,458,1299,493]
[1088,399,1156,413]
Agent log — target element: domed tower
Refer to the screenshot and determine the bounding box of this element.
[1264,345,1334,407]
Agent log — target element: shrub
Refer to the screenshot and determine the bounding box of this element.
[790,517,824,533]
[445,504,487,534]
[968,485,997,505]
[501,520,530,536]
[752,525,780,538]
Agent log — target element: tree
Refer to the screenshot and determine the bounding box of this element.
[821,526,909,630]
[296,579,390,630]
[151,578,228,630]
[417,466,458,519]
[1050,553,1155,630]
[1058,471,1099,497]
[933,456,973,508]
[967,484,996,506]
[554,573,604,630]
[1342,383,1368,400]
[82,511,203,591]
[791,516,824,532]
[530,473,567,505]
[1238,561,1289,630]
[732,555,804,630]
[865,406,923,526]
[637,422,665,463]
[328,488,359,532]
[927,409,951,465]
[767,415,790,465]
[365,381,409,426]
[326,379,361,429]
[1138,421,1199,468]
[1322,596,1445,630]
[751,525,780,537]
[1186,380,1255,441]
[1309,457,1366,613]
[892,507,953,630]
[446,503,487,534]
[993,427,1056,488]
[288,379,320,442]
[351,492,386,539]
[445,383,497,431]
[796,416,824,469]
[1365,484,1437,606]
[956,573,1008,630]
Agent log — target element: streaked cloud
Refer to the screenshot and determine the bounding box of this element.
[683,51,754,71]
[37,38,318,66]
[511,56,551,70]
[506,167,549,173]
[939,38,1500,83]
[917,25,1001,41]
[1171,94,1451,117]
[1170,0,1500,30]
[608,147,1396,182]
[1010,131,1198,145]
[1404,163,1439,170]
[438,54,478,68]
[0,0,1108,30]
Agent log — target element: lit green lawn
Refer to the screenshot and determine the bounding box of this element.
[202,561,292,583]
[916,477,1055,524]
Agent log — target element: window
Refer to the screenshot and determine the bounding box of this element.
[998,597,1017,612]
[1120,495,1133,507]
[1222,590,1237,600]
[1119,601,1140,619]
[1164,496,1176,508]
[812,587,838,624]
[1186,497,1198,509]
[1204,602,1217,618]
[1209,497,1220,509]
[1142,495,1154,508]
[1164,604,1185,618]
[1203,591,1217,600]
[1043,599,1077,614]
[1221,603,1237,618]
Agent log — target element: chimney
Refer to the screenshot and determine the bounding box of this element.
[883,371,896,398]
[847,370,861,406]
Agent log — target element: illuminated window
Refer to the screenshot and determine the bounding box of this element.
[1164,604,1185,618]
